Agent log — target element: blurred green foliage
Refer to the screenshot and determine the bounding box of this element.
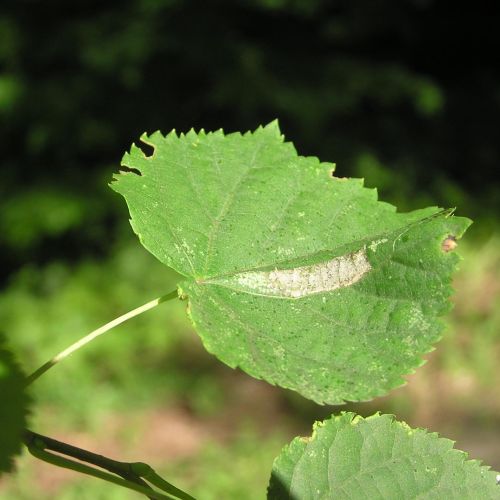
[0,239,186,424]
[0,1,499,497]
[442,237,500,387]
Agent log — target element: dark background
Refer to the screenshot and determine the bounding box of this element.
[1,2,499,497]
[1,0,499,282]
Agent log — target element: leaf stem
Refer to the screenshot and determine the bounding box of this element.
[25,290,178,386]
[23,430,195,499]
[25,442,170,499]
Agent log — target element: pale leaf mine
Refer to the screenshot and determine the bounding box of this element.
[204,248,371,298]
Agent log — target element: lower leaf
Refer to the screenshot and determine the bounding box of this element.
[268,412,499,499]
[0,334,31,475]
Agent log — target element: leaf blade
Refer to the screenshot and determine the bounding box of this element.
[268,413,500,500]
[113,123,471,403]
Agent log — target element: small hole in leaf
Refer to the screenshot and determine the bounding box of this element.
[138,141,155,158]
[441,235,457,252]
[120,166,142,176]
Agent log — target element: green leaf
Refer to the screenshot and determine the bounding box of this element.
[0,334,31,475]
[268,412,500,499]
[112,122,471,403]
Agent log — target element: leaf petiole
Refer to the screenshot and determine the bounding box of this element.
[26,446,172,499]
[24,430,195,499]
[25,289,178,386]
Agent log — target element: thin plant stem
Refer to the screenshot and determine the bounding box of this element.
[25,289,178,386]
[24,430,195,500]
[142,467,196,500]
[26,444,172,499]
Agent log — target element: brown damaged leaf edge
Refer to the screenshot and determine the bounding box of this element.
[441,235,458,253]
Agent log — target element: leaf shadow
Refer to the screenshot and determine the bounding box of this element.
[267,471,299,500]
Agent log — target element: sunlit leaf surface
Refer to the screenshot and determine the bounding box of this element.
[268,412,500,499]
[112,122,470,403]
